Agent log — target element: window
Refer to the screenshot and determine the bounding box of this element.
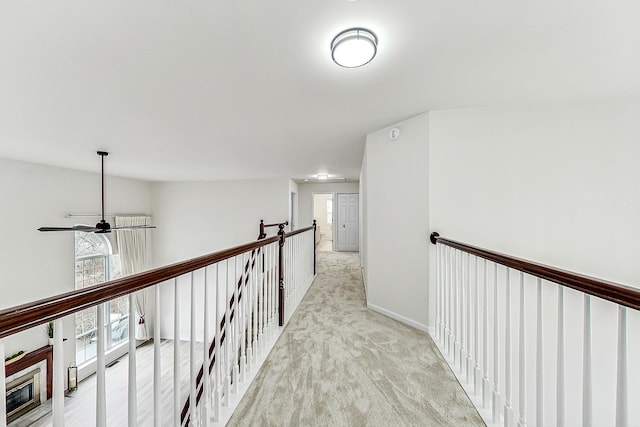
[326,199,333,225]
[75,232,128,365]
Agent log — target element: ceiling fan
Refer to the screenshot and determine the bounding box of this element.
[38,151,156,234]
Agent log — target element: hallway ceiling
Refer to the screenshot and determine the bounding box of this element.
[1,1,638,182]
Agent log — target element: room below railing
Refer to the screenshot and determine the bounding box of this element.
[430,232,640,427]
[0,221,317,427]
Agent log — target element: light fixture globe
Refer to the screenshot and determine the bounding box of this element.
[331,28,377,68]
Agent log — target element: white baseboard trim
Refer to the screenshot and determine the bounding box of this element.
[360,267,367,300]
[366,303,428,332]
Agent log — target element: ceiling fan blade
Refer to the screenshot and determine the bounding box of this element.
[38,225,99,232]
[111,225,157,230]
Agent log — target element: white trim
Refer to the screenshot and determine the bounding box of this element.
[361,267,367,299]
[367,303,428,332]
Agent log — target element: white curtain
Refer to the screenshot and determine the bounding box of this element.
[115,216,152,340]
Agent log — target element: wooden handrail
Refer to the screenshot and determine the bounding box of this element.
[284,225,314,238]
[430,232,640,311]
[0,235,279,340]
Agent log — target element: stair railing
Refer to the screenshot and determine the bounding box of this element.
[0,223,317,427]
[430,232,640,427]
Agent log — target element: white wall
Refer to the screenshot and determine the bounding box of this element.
[289,179,299,231]
[428,100,640,427]
[359,147,368,285]
[0,158,152,369]
[151,179,290,339]
[361,113,430,330]
[297,182,359,228]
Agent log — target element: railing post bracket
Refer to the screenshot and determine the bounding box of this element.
[430,232,440,245]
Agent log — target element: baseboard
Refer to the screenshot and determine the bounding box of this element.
[360,267,367,300]
[366,303,428,332]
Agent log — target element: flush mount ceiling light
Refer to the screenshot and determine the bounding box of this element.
[331,28,378,68]
[317,174,329,180]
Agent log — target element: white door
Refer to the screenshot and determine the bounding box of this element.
[336,193,359,251]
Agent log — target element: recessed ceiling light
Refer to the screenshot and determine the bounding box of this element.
[331,28,377,68]
[317,174,328,180]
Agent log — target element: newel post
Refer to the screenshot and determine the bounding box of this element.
[278,223,286,326]
[313,220,317,275]
[259,219,266,239]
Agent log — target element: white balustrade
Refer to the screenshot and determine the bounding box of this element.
[557,285,565,427]
[154,285,162,427]
[482,258,490,409]
[517,272,526,427]
[0,228,314,427]
[504,268,514,427]
[174,277,182,425]
[616,306,628,427]
[97,305,107,427]
[492,262,501,424]
[582,294,592,427]
[535,278,543,427]
[128,293,137,427]
[431,237,640,427]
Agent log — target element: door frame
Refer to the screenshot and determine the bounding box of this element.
[312,192,336,251]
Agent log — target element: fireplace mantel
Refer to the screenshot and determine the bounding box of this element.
[5,345,53,399]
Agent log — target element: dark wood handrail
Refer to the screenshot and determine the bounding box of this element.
[430,232,640,311]
[0,235,280,339]
[284,225,314,238]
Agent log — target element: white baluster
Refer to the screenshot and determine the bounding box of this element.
[448,246,454,355]
[616,305,628,427]
[463,253,469,379]
[173,278,181,425]
[442,244,446,343]
[154,285,161,427]
[460,251,466,374]
[262,248,268,350]
[190,272,199,425]
[535,278,543,427]
[504,268,514,427]
[493,263,501,423]
[557,285,565,427]
[483,258,490,408]
[202,268,210,425]
[258,249,264,354]
[252,249,258,363]
[97,305,107,427]
[435,243,440,341]
[213,265,221,421]
[232,257,239,394]
[128,293,137,427]
[53,320,65,427]
[0,340,5,427]
[240,253,247,383]
[517,272,526,427]
[474,256,481,395]
[582,295,592,427]
[224,261,231,406]
[454,250,460,364]
[444,246,451,352]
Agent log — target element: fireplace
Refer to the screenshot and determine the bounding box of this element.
[5,368,41,424]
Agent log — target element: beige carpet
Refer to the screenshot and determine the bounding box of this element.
[227,251,485,427]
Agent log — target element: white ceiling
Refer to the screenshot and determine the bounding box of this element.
[1,1,638,182]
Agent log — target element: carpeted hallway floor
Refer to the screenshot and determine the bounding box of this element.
[228,251,485,427]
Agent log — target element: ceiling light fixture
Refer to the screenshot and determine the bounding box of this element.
[331,28,377,68]
[317,174,329,180]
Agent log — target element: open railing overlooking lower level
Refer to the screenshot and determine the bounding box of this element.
[430,232,640,427]
[0,221,317,427]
